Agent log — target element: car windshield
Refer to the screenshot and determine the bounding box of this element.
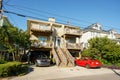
[37,54,48,59]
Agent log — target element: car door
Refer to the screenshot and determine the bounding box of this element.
[80,59,87,66]
[76,59,84,66]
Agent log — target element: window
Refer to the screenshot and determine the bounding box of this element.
[38,36,48,42]
[66,38,76,43]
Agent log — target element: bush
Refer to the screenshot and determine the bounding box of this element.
[0,60,7,64]
[0,62,28,77]
[116,63,120,67]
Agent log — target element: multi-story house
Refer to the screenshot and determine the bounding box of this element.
[27,18,82,67]
[114,32,120,45]
[80,23,116,48]
[27,19,53,65]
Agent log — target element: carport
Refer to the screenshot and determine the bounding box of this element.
[28,50,50,64]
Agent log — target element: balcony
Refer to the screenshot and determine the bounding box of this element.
[65,28,81,36]
[31,25,52,33]
[31,41,52,48]
[66,43,80,50]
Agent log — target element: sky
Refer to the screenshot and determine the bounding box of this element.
[2,0,120,33]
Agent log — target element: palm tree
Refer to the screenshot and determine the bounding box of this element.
[0,17,30,61]
[12,29,30,61]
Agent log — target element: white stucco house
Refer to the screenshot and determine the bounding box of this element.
[80,23,118,48]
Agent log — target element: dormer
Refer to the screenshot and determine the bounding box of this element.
[109,29,117,34]
[89,23,102,30]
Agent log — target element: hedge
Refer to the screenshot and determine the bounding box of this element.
[0,60,7,64]
[0,62,28,77]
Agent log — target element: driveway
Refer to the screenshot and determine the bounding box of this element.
[3,65,120,80]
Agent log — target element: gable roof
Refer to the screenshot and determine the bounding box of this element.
[87,23,102,30]
[83,23,110,34]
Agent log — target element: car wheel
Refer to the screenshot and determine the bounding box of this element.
[85,64,90,69]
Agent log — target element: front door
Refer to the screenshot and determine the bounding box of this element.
[55,37,61,47]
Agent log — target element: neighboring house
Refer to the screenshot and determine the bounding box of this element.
[114,33,120,45]
[80,23,117,48]
[0,16,12,27]
[27,18,82,67]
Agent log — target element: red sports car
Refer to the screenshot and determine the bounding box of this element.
[75,57,101,69]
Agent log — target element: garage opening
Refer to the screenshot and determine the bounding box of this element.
[28,51,50,64]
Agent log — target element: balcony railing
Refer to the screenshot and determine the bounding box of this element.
[66,43,80,49]
[31,41,52,48]
[31,25,51,31]
[65,28,81,35]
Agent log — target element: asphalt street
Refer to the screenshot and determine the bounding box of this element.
[1,65,120,80]
[48,73,120,80]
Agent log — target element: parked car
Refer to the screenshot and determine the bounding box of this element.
[35,54,50,67]
[75,57,101,69]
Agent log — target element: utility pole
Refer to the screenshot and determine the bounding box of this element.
[0,0,2,19]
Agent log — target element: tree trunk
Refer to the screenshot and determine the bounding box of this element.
[12,52,15,61]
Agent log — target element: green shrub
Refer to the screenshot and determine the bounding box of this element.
[0,60,7,64]
[116,63,120,67]
[0,62,28,77]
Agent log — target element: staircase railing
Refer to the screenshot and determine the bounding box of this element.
[62,47,75,67]
[52,48,60,66]
[56,46,68,67]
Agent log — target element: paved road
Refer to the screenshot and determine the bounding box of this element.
[2,65,120,80]
[48,73,120,80]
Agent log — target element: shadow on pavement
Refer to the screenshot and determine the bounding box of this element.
[26,64,34,74]
[111,69,120,77]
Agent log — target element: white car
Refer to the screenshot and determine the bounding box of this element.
[35,54,50,67]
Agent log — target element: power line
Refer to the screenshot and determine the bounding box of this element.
[3,0,10,4]
[7,5,50,19]
[3,10,48,21]
[4,4,68,24]
[3,3,120,32]
[4,3,90,27]
[3,9,120,32]
[2,10,76,26]
[3,10,89,31]
[5,3,93,24]
[5,3,120,30]
[3,5,18,27]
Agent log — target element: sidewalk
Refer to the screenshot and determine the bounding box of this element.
[2,65,120,80]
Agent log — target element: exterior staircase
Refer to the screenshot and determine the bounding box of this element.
[52,48,60,66]
[61,48,75,67]
[52,46,75,67]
